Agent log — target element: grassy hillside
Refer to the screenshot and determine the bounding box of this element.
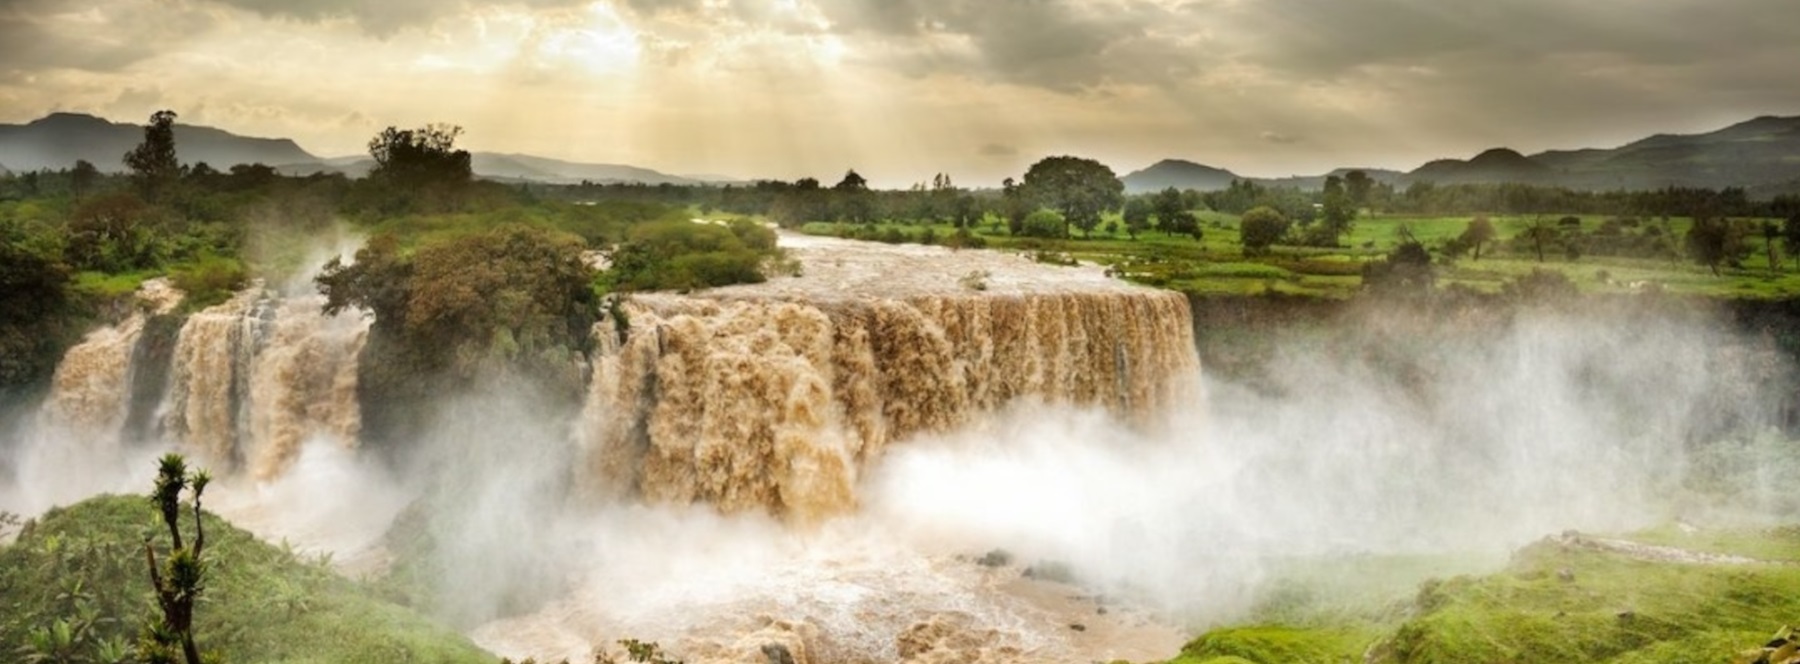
[0,495,494,664]
[1165,526,1800,664]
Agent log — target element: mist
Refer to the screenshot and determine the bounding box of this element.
[3,262,1795,662]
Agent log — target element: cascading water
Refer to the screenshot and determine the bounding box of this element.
[581,290,1198,521]
[162,289,367,479]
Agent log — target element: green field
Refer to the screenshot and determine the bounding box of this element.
[1163,526,1800,664]
[800,212,1800,300]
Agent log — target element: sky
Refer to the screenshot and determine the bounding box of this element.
[2,0,1798,187]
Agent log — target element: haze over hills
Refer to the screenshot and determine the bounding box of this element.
[4,112,1798,194]
[1126,114,1800,194]
[0,113,316,173]
[0,113,714,185]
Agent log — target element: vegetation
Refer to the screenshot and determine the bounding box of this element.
[139,454,214,664]
[1164,524,1800,664]
[0,495,492,663]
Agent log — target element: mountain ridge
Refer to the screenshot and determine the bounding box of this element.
[0,112,707,186]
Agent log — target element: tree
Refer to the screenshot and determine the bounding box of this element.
[1151,186,1185,235]
[365,124,472,200]
[833,169,868,192]
[1459,216,1497,261]
[1020,209,1066,238]
[1763,221,1781,275]
[138,454,213,664]
[999,177,1032,235]
[1344,170,1374,211]
[1020,156,1124,239]
[1122,197,1152,239]
[1684,216,1748,276]
[70,159,100,199]
[1785,215,1800,272]
[1167,211,1203,241]
[1520,217,1557,262]
[1362,233,1434,297]
[1239,206,1289,255]
[1314,175,1355,246]
[124,110,180,201]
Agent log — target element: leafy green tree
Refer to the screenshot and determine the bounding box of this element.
[1000,177,1032,235]
[138,454,215,664]
[1520,217,1557,262]
[1344,169,1374,211]
[1313,174,1354,246]
[123,110,180,201]
[1361,234,1434,297]
[359,124,472,214]
[1020,209,1066,239]
[1238,206,1289,255]
[1458,216,1497,261]
[1151,186,1185,235]
[1782,215,1800,272]
[1684,216,1748,276]
[1020,156,1123,239]
[1122,197,1152,239]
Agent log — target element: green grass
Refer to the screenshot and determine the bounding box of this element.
[72,270,157,300]
[0,495,494,664]
[1158,527,1800,664]
[800,213,1800,301]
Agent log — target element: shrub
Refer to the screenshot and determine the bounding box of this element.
[1020,210,1066,238]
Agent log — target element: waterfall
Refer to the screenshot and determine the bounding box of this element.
[579,290,1199,521]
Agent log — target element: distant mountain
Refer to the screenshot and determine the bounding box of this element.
[276,152,698,185]
[1409,147,1553,185]
[1121,159,1240,193]
[0,113,705,186]
[477,153,696,185]
[1132,114,1800,194]
[0,113,317,172]
[1260,167,1408,190]
[1529,115,1800,190]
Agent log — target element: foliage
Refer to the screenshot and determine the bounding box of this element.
[1361,235,1434,297]
[607,219,781,292]
[320,225,596,375]
[1019,209,1068,239]
[138,454,214,664]
[0,495,493,664]
[124,110,181,201]
[1021,155,1124,238]
[1685,217,1752,276]
[1239,206,1290,255]
[168,254,248,311]
[356,124,474,215]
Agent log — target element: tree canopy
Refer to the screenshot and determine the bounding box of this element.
[1020,156,1123,239]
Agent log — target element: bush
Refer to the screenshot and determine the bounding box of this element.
[169,254,247,311]
[1020,210,1066,238]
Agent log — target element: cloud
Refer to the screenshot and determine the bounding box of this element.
[199,0,592,35]
[977,143,1017,158]
[1259,131,1299,145]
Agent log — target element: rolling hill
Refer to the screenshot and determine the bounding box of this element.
[1132,114,1800,193]
[0,112,707,185]
[0,113,317,173]
[1121,159,1240,193]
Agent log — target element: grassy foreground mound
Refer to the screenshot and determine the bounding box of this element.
[1169,527,1800,664]
[0,494,494,663]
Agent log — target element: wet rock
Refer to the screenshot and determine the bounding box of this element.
[762,643,797,664]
